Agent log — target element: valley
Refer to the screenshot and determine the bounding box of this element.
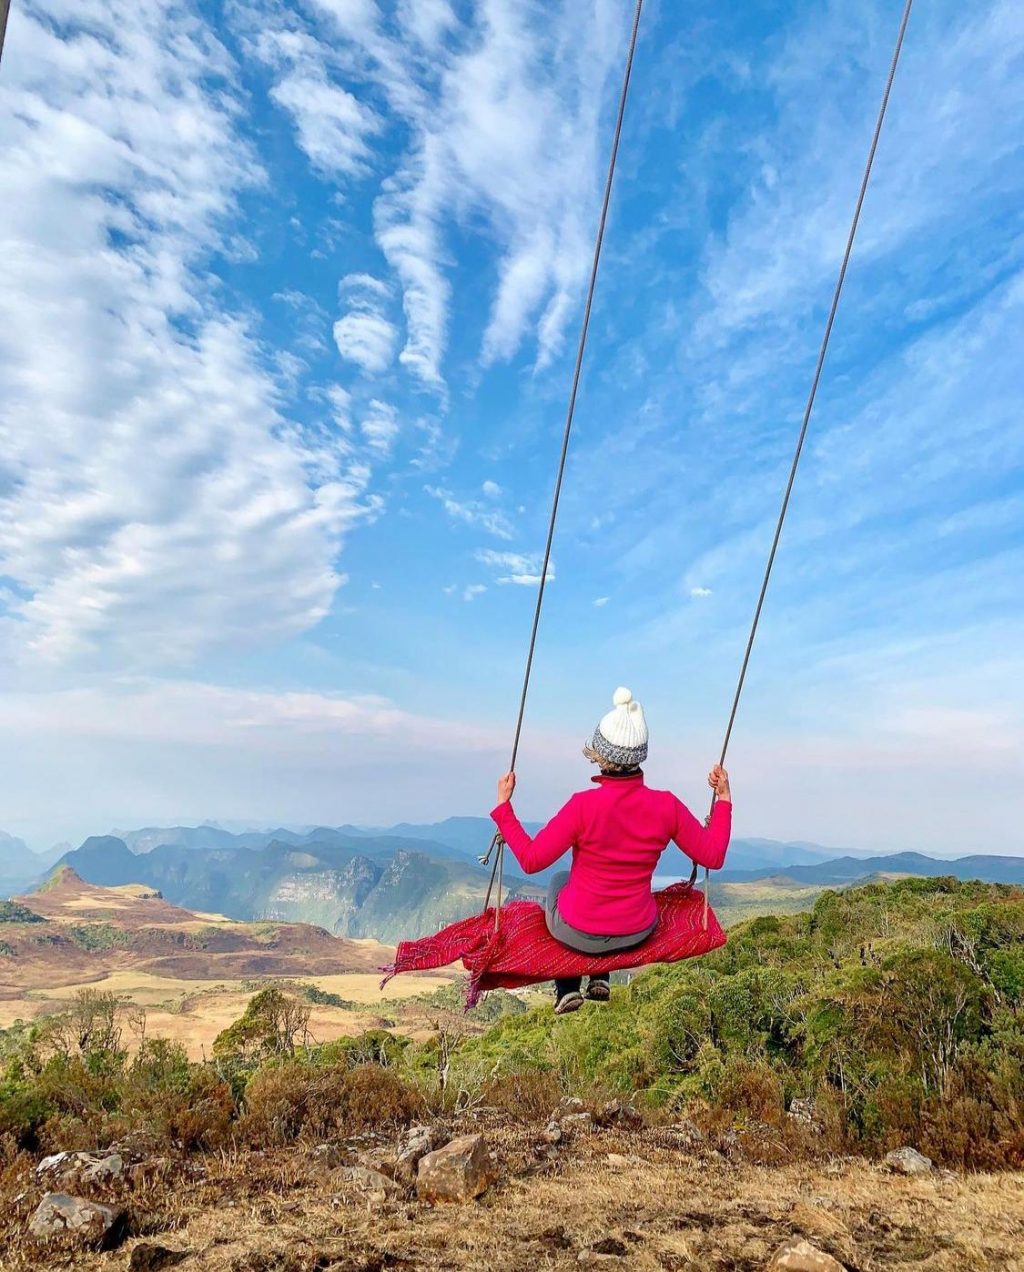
[0,867,464,1057]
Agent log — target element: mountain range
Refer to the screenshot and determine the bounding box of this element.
[719,851,1024,886]
[49,826,544,943]
[4,816,1022,944]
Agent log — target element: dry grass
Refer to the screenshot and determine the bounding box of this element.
[1,1118,1023,1270]
[0,970,463,1058]
[0,872,462,1056]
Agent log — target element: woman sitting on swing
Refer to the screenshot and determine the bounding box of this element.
[492,687,732,1014]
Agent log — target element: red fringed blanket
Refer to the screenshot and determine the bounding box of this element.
[381,882,726,1007]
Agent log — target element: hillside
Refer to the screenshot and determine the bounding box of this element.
[17,819,1024,947]
[0,877,1021,1269]
[451,876,1024,1168]
[0,868,459,1056]
[54,834,545,943]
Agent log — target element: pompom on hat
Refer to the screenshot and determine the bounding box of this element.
[589,686,648,768]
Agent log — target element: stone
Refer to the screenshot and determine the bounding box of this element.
[338,1166,402,1201]
[605,1154,630,1170]
[560,1112,594,1131]
[393,1124,443,1186]
[36,1151,125,1184]
[558,1096,585,1113]
[787,1098,818,1126]
[542,1121,563,1144]
[128,1244,189,1272]
[666,1119,704,1148]
[600,1099,641,1127]
[28,1193,126,1249]
[884,1147,933,1175]
[416,1133,495,1203]
[768,1239,847,1271]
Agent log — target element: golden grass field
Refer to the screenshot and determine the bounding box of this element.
[0,870,463,1055]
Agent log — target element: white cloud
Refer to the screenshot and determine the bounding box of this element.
[332,272,398,373]
[0,677,514,844]
[246,0,628,387]
[424,486,514,539]
[361,400,399,455]
[254,28,380,177]
[593,596,610,607]
[696,1,1024,345]
[476,549,555,587]
[690,586,713,599]
[481,480,502,498]
[463,584,487,602]
[333,311,398,373]
[0,0,371,668]
[397,0,458,51]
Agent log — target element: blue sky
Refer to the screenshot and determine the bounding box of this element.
[0,0,1021,853]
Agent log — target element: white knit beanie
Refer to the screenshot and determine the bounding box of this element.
[590,687,648,768]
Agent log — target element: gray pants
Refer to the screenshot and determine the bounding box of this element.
[545,871,657,955]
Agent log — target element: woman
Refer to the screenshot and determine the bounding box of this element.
[491,687,732,1014]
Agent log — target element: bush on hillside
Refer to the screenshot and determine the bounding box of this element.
[239,1060,422,1147]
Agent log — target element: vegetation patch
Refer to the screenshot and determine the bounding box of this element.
[0,879,1021,1172]
[0,903,44,925]
[64,923,133,952]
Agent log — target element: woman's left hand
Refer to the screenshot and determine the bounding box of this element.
[496,771,516,804]
[707,764,731,802]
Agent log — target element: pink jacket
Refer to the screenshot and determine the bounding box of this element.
[490,772,732,935]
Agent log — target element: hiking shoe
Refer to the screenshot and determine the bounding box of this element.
[554,990,584,1015]
[585,977,611,1002]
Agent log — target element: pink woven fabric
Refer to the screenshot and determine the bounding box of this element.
[381,882,726,1007]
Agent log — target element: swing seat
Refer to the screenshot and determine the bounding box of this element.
[381,881,726,1007]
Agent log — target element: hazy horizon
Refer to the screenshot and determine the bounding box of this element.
[7,814,1022,864]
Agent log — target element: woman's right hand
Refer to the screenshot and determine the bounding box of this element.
[708,764,731,802]
[496,771,516,804]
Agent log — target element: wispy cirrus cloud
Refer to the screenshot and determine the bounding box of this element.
[253,26,380,178]
[476,549,554,586]
[0,0,373,668]
[333,273,398,374]
[424,486,515,539]
[241,0,630,388]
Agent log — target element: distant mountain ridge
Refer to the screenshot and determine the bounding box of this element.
[52,829,544,943]
[719,851,1024,886]
[0,832,66,890]
[14,818,1024,945]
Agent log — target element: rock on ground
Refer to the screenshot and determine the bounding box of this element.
[393,1123,444,1186]
[28,1193,126,1249]
[769,1238,848,1271]
[665,1119,705,1149]
[36,1151,125,1184]
[416,1134,495,1203]
[338,1166,402,1201]
[884,1146,933,1175]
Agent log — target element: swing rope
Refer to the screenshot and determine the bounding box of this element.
[485,0,914,931]
[481,0,646,920]
[695,0,915,925]
[0,0,12,67]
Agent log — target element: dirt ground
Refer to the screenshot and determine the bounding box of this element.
[3,1118,1023,1271]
